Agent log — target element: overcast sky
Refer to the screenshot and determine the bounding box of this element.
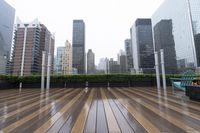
[5,0,164,65]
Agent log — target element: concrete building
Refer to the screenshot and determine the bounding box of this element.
[72,20,85,74]
[55,47,65,74]
[154,20,178,74]
[87,49,95,74]
[62,40,72,75]
[12,19,55,76]
[152,0,200,70]
[131,19,155,74]
[124,39,133,72]
[0,0,15,74]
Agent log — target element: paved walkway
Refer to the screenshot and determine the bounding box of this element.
[0,87,200,133]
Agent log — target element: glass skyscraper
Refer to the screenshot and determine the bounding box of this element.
[0,0,15,74]
[152,0,200,70]
[72,20,85,74]
[154,20,178,74]
[131,19,155,74]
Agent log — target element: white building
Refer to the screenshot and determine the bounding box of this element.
[62,40,72,75]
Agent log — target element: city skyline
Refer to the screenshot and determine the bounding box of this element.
[5,0,164,64]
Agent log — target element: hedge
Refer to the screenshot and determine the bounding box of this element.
[0,74,182,84]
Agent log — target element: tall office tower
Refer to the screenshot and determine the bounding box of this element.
[39,24,55,74]
[152,0,200,70]
[55,47,65,74]
[62,40,72,75]
[131,19,155,74]
[87,49,95,74]
[12,19,55,76]
[124,39,133,72]
[118,50,127,73]
[154,20,178,74]
[120,55,127,73]
[109,58,120,74]
[0,0,15,74]
[72,20,85,74]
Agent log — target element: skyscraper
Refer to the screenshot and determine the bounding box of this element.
[109,58,120,74]
[55,47,65,74]
[118,50,127,73]
[152,0,200,70]
[87,49,95,74]
[154,20,178,74]
[72,20,85,74]
[12,19,55,76]
[120,55,127,73]
[124,39,133,72]
[131,19,155,74]
[62,40,72,75]
[0,0,15,74]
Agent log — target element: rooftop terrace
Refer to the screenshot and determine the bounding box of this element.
[0,87,200,133]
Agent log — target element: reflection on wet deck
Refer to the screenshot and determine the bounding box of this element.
[0,87,200,133]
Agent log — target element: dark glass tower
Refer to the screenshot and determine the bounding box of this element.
[154,19,178,74]
[131,19,155,74]
[72,20,85,74]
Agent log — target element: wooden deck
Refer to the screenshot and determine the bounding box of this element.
[0,87,200,133]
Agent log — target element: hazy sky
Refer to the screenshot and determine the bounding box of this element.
[5,0,164,64]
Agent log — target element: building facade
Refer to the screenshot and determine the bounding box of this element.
[0,0,15,74]
[55,47,65,74]
[72,20,85,74]
[87,49,95,74]
[62,40,72,75]
[152,0,200,70]
[12,19,55,76]
[124,39,133,72]
[131,19,155,74]
[154,20,178,74]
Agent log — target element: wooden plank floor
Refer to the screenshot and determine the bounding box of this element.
[0,87,200,133]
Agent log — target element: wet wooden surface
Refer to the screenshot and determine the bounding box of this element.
[0,87,200,133]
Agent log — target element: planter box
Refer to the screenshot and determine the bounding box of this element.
[185,86,200,101]
[109,82,130,87]
[130,80,156,87]
[21,82,41,88]
[65,82,86,88]
[88,82,108,87]
[0,80,18,89]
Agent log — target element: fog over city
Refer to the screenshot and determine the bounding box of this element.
[5,0,164,64]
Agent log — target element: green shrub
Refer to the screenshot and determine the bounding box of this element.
[0,74,184,84]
